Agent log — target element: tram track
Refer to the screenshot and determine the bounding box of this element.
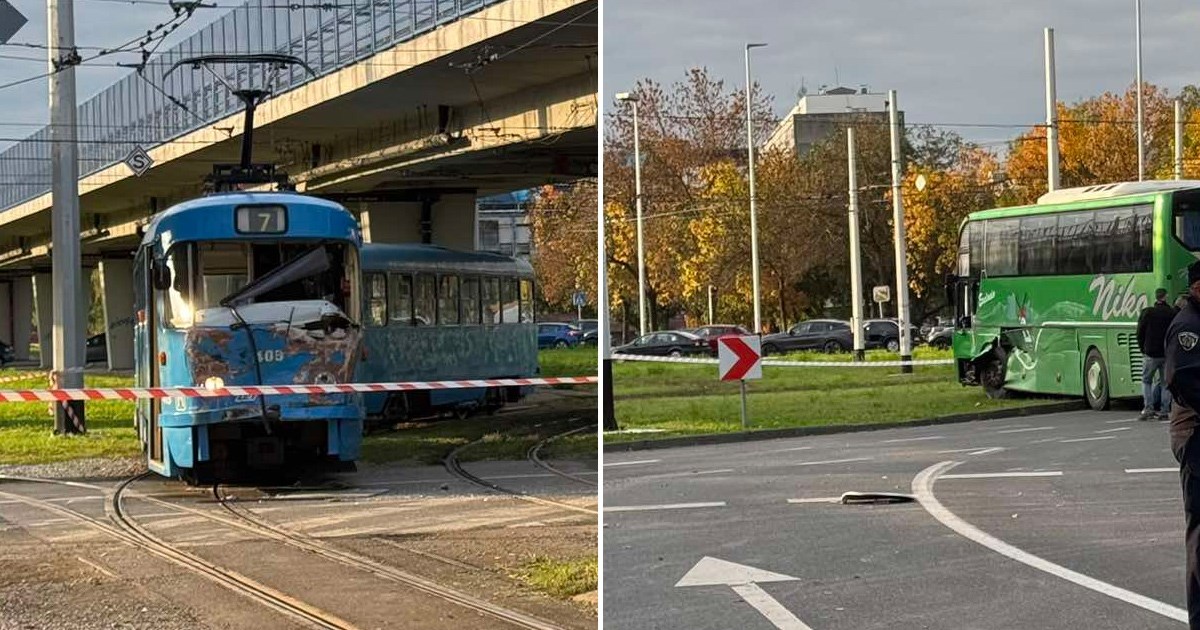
[527,424,598,487]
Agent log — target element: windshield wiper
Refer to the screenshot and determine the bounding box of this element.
[220,245,331,307]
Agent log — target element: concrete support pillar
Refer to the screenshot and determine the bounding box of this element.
[431,193,478,250]
[12,277,32,361]
[358,201,422,243]
[99,259,134,370]
[0,282,10,349]
[33,273,51,368]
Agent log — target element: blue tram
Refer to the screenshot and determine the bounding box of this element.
[133,192,365,481]
[357,243,538,422]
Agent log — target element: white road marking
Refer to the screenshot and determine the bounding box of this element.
[1125,467,1177,474]
[1029,436,1063,444]
[763,446,813,453]
[939,471,1062,479]
[990,424,1031,430]
[789,457,873,467]
[1059,436,1117,444]
[731,583,815,630]
[938,447,985,453]
[605,502,727,513]
[76,557,117,578]
[676,557,812,630]
[996,426,1056,434]
[0,495,103,506]
[914,460,1187,623]
[1094,427,1132,434]
[969,447,1005,456]
[604,459,661,468]
[882,436,945,444]
[786,497,842,504]
[1105,418,1140,424]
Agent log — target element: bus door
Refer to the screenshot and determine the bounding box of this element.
[946,273,976,329]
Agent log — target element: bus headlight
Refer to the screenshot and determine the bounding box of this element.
[203,376,225,390]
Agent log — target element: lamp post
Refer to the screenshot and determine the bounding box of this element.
[744,42,767,334]
[1135,0,1145,181]
[615,92,647,336]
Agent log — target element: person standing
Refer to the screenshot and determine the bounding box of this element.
[1140,288,1176,420]
[1165,262,1200,628]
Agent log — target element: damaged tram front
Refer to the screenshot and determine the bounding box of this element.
[134,192,365,481]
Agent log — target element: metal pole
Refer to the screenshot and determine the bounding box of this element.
[600,182,617,433]
[739,379,748,429]
[631,100,647,337]
[707,285,714,325]
[1177,98,1184,180]
[49,0,85,433]
[847,128,865,362]
[888,90,913,373]
[1136,0,1145,181]
[745,43,766,334]
[1045,27,1060,192]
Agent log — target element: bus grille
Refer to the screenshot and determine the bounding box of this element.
[1118,332,1143,381]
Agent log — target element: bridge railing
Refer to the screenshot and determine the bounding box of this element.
[0,0,500,211]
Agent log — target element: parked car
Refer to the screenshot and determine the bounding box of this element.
[613,330,708,357]
[927,327,953,349]
[863,319,921,352]
[761,319,853,356]
[574,319,600,345]
[0,340,13,365]
[687,324,752,356]
[85,333,107,364]
[537,323,582,349]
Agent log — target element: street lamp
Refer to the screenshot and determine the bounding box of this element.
[615,91,647,336]
[744,42,767,334]
[1135,0,1144,181]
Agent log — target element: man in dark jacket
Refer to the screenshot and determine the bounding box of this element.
[1165,261,1200,628]
[1140,288,1178,420]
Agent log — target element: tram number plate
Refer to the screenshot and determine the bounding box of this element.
[236,205,287,234]
[257,349,285,363]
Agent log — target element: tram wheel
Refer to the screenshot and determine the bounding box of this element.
[1083,348,1110,411]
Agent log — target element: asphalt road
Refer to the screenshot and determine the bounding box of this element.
[603,408,1190,630]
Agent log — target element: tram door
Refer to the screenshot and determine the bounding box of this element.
[138,253,163,464]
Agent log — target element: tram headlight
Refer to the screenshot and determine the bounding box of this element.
[203,376,225,390]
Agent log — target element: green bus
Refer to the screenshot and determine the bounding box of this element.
[949,181,1200,410]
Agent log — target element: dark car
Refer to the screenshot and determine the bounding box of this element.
[761,319,853,356]
[0,340,13,365]
[863,319,921,352]
[575,319,600,345]
[688,324,752,356]
[613,330,708,358]
[86,333,107,364]
[537,323,581,349]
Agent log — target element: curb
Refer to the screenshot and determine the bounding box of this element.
[602,400,1089,452]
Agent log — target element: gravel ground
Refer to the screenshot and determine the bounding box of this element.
[0,457,145,480]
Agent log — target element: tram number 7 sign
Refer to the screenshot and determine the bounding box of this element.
[718,335,762,381]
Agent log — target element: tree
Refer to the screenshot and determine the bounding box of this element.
[529,181,598,314]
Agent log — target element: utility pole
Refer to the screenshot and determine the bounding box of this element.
[1135,0,1145,181]
[49,0,85,433]
[707,285,715,325]
[1177,98,1184,180]
[599,175,617,432]
[614,92,647,336]
[745,42,767,334]
[847,128,865,361]
[888,90,913,373]
[1045,27,1060,192]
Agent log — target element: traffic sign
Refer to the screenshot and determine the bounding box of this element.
[0,0,27,46]
[572,291,587,307]
[123,145,154,177]
[718,335,762,381]
[873,285,891,303]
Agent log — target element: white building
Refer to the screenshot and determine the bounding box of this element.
[764,86,892,155]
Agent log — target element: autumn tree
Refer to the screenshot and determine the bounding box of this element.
[529,181,597,314]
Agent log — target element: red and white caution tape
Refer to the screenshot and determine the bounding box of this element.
[611,354,954,368]
[0,376,598,403]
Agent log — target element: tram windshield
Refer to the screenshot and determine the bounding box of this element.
[163,240,359,328]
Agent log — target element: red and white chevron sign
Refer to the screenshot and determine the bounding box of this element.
[0,376,598,403]
[718,335,762,381]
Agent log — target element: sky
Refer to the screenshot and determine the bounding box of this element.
[603,0,1200,149]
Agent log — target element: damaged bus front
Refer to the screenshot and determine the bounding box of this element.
[134,194,365,481]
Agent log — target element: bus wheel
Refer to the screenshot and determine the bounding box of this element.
[979,354,1007,399]
[1084,349,1110,411]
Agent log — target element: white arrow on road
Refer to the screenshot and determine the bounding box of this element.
[675,556,813,630]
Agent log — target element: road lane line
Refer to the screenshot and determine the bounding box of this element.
[789,457,873,467]
[786,497,842,504]
[969,447,1005,456]
[605,502,727,513]
[763,446,813,453]
[940,471,1062,479]
[604,459,661,467]
[1059,436,1116,443]
[914,460,1187,623]
[1126,468,1177,474]
[1095,427,1132,434]
[1106,418,1140,424]
[730,583,815,630]
[991,424,1031,430]
[996,426,1055,434]
[882,436,945,444]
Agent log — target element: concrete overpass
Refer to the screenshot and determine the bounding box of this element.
[0,0,596,369]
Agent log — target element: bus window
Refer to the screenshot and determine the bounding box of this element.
[389,274,414,326]
[483,277,501,324]
[983,218,1019,276]
[957,225,970,277]
[519,279,534,323]
[501,278,519,324]
[968,222,984,276]
[1018,215,1057,275]
[365,273,387,327]
[1132,205,1153,271]
[414,274,436,326]
[1176,190,1200,250]
[461,277,481,325]
[1057,211,1095,275]
[439,275,460,325]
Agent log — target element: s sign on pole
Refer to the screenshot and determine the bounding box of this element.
[719,335,762,429]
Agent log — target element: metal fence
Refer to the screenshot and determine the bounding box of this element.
[0,0,501,211]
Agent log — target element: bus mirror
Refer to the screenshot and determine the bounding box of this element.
[152,260,172,291]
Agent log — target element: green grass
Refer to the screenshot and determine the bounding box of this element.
[538,345,597,377]
[515,556,598,599]
[607,348,1049,442]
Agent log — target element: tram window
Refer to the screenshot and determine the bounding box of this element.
[197,242,248,310]
[983,218,1019,276]
[483,277,501,324]
[1018,215,1057,275]
[389,274,413,326]
[164,245,195,328]
[461,277,481,325]
[439,276,460,326]
[365,273,387,327]
[414,274,436,326]
[519,279,533,323]
[500,278,519,324]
